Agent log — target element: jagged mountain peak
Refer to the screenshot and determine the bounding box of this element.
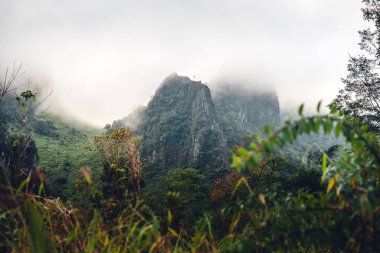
[108,73,281,184]
[141,74,228,180]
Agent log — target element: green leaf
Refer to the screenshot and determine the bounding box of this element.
[168,209,173,225]
[317,100,322,113]
[314,118,321,133]
[326,120,333,134]
[12,139,19,147]
[335,123,342,138]
[203,214,213,240]
[251,153,260,166]
[298,104,304,116]
[264,125,271,136]
[26,201,54,253]
[116,168,126,173]
[256,132,263,143]
[327,173,340,193]
[322,153,327,174]
[152,214,159,239]
[249,142,257,150]
[232,156,241,172]
[232,178,244,196]
[17,178,29,193]
[238,148,249,157]
[229,212,241,233]
[130,220,141,237]
[168,227,179,237]
[300,120,308,134]
[38,183,44,196]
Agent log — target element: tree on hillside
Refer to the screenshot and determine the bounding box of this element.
[164,168,209,227]
[93,128,142,219]
[0,65,43,194]
[330,0,380,130]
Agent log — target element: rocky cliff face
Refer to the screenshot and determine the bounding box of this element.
[140,74,228,179]
[111,74,281,182]
[213,84,280,147]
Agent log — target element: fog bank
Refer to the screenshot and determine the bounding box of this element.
[0,0,365,126]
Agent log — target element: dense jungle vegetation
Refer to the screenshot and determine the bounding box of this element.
[1,0,380,252]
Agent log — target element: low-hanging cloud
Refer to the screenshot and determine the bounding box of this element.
[0,0,366,126]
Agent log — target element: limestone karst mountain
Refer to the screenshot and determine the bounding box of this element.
[110,73,281,182]
[140,74,229,180]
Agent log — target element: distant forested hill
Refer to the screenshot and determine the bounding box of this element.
[33,113,103,200]
[0,91,104,201]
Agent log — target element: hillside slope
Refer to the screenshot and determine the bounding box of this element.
[34,113,103,200]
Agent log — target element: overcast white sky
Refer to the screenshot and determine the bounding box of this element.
[0,0,366,126]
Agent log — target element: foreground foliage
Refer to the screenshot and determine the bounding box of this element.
[229,105,380,252]
[1,103,380,252]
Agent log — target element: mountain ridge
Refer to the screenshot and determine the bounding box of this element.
[109,73,280,181]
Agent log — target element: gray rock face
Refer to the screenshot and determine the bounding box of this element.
[140,74,228,179]
[213,85,280,147]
